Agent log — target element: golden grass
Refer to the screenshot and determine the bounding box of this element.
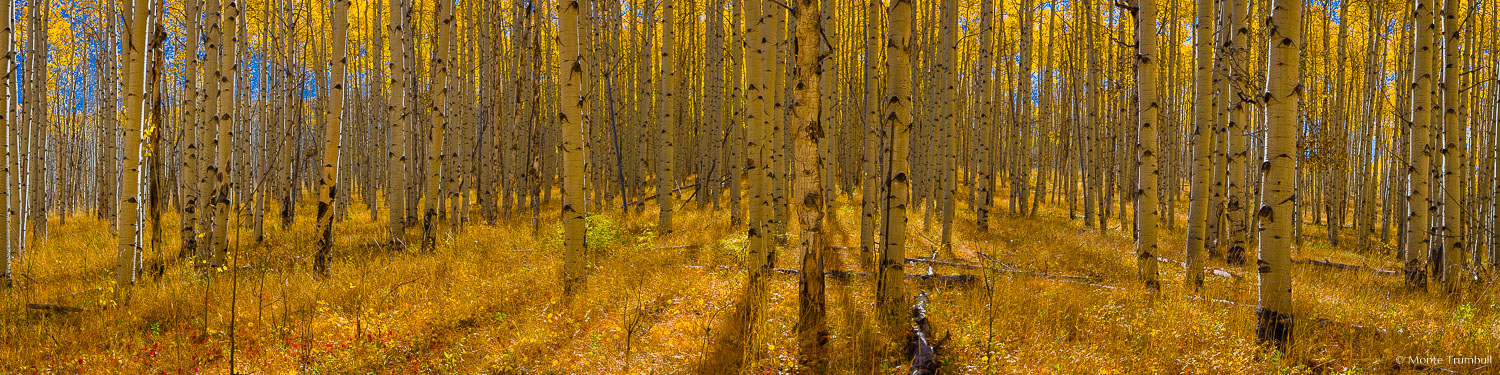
[2,187,1496,374]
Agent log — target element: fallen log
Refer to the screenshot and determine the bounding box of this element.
[909,292,943,375]
[1291,258,1399,276]
[1184,295,1242,307]
[770,267,976,285]
[1154,257,1245,280]
[906,257,985,270]
[26,304,85,314]
[973,253,1122,290]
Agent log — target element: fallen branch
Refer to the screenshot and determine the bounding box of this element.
[622,183,700,207]
[974,252,1122,290]
[26,304,85,314]
[1291,258,1399,276]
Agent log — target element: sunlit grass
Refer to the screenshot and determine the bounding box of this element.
[2,186,1495,373]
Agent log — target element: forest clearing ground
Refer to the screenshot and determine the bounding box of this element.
[2,186,1497,374]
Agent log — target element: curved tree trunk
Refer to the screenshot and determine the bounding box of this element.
[314,0,350,275]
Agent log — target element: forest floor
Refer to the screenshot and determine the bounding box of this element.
[2,187,1498,374]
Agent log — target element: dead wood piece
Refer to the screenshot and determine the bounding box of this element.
[1184,295,1242,306]
[1291,258,1399,276]
[1312,317,1406,337]
[1154,257,1245,280]
[909,292,942,375]
[26,304,85,313]
[906,257,985,270]
[770,267,974,285]
[909,273,978,284]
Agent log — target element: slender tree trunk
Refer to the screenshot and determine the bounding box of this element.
[859,0,881,257]
[117,0,151,302]
[1184,0,1214,291]
[1438,0,1464,292]
[0,0,12,288]
[1135,0,1162,291]
[1405,0,1435,289]
[560,0,588,297]
[1224,0,1250,265]
[973,0,993,232]
[179,0,200,261]
[387,0,409,251]
[422,0,453,253]
[657,0,677,234]
[208,0,239,268]
[876,0,912,326]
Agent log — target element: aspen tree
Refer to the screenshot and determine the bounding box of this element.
[1406,0,1434,288]
[208,0,240,267]
[117,0,151,301]
[422,0,453,253]
[26,3,46,242]
[658,0,677,234]
[403,0,419,226]
[0,0,11,287]
[1209,0,1230,256]
[876,0,913,324]
[387,0,409,251]
[706,0,726,213]
[99,3,120,231]
[859,0,880,257]
[180,0,200,260]
[938,0,957,252]
[746,0,772,290]
[1184,0,1215,290]
[197,0,223,263]
[1136,0,1162,291]
[1439,0,1464,292]
[1257,0,1301,351]
[792,0,826,368]
[973,0,994,232]
[770,3,788,238]
[146,6,166,274]
[729,0,745,226]
[1012,0,1033,216]
[560,0,588,297]
[314,0,351,275]
[1224,0,1250,265]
